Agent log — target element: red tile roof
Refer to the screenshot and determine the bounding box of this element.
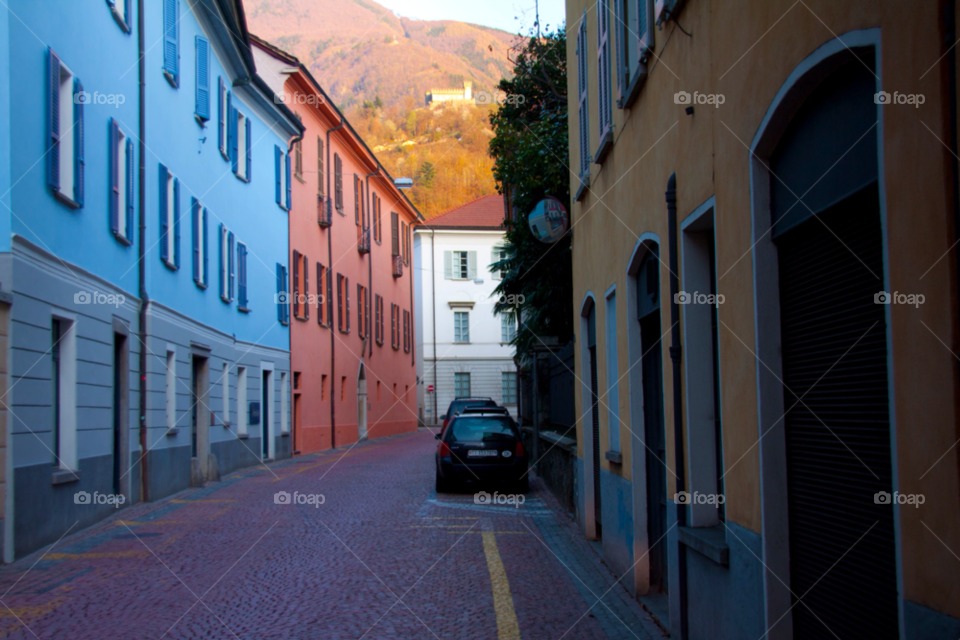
[424,194,505,229]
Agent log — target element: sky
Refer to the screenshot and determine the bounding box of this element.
[372,0,567,35]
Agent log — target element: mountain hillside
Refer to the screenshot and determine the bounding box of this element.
[246,0,520,110]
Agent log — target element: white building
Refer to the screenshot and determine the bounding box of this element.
[414,195,518,424]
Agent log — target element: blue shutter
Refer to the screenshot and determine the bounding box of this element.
[274,146,281,204]
[159,164,168,263]
[218,223,225,298]
[217,78,225,155]
[285,154,292,210]
[245,117,252,181]
[195,37,209,120]
[163,0,178,82]
[192,198,200,282]
[202,208,209,286]
[284,266,290,323]
[126,138,135,241]
[225,89,233,161]
[173,178,181,267]
[229,105,238,174]
[238,243,247,308]
[48,48,60,192]
[228,232,235,301]
[276,263,284,323]
[109,119,120,234]
[74,78,84,206]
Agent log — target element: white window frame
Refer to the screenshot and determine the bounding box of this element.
[196,205,207,286]
[52,313,77,471]
[57,61,76,203]
[280,371,289,434]
[220,224,232,302]
[454,251,468,279]
[237,366,248,436]
[454,372,471,398]
[236,111,248,181]
[222,362,230,427]
[604,286,620,453]
[502,372,518,405]
[501,312,517,343]
[165,346,176,431]
[454,311,470,343]
[164,171,177,268]
[278,148,288,210]
[116,128,129,240]
[577,13,590,184]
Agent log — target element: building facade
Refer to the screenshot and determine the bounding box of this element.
[254,38,421,454]
[565,0,960,638]
[0,0,300,560]
[414,195,517,424]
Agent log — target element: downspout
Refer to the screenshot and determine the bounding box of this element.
[666,173,688,639]
[327,114,345,448]
[137,0,149,503]
[431,228,437,424]
[365,168,378,359]
[947,0,960,362]
[409,216,415,367]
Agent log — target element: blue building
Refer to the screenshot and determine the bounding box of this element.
[0,0,301,561]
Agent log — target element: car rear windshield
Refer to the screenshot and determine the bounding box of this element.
[452,400,496,413]
[449,417,516,442]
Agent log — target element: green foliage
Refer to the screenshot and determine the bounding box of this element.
[488,27,571,362]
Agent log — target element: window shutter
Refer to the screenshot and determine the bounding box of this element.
[245,117,252,181]
[47,48,60,192]
[326,269,333,328]
[226,91,235,165]
[337,276,343,331]
[228,232,235,301]
[229,106,238,174]
[354,175,360,224]
[316,263,323,324]
[578,15,590,179]
[346,278,351,332]
[365,289,370,340]
[126,138,135,240]
[173,178,181,267]
[195,37,209,120]
[615,0,624,100]
[276,263,284,323]
[491,250,500,280]
[303,254,309,320]
[285,154,292,209]
[159,164,169,263]
[275,146,281,204]
[74,78,84,206]
[238,243,248,308]
[391,212,399,255]
[317,138,324,196]
[218,78,225,154]
[597,0,608,135]
[467,251,477,280]
[192,198,200,282]
[443,251,452,279]
[202,208,209,286]
[163,0,178,81]
[292,249,300,316]
[219,224,226,299]
[110,120,120,234]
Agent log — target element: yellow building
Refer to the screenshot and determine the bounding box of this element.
[564,1,960,638]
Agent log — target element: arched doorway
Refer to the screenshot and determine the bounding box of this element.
[357,363,368,441]
[752,36,896,638]
[579,294,601,540]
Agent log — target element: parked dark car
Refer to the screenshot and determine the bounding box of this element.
[459,406,511,416]
[440,397,497,431]
[435,413,528,493]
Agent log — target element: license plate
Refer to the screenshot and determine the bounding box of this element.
[467,450,498,458]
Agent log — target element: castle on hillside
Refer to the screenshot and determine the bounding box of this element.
[425,81,473,106]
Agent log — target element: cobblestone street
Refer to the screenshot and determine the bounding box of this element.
[0,430,666,640]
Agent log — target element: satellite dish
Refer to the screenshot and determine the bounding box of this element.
[528,197,568,243]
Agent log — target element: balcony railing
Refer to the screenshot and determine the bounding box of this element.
[318,195,332,227]
[392,254,403,278]
[358,226,370,254]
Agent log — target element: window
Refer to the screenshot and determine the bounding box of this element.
[51,319,62,465]
[321,374,327,401]
[337,274,350,333]
[222,363,230,426]
[109,119,134,244]
[165,347,176,430]
[401,222,409,265]
[454,373,471,399]
[317,137,325,196]
[159,165,180,269]
[219,224,235,303]
[403,309,411,353]
[294,135,303,179]
[357,284,368,338]
[372,193,382,243]
[237,366,247,435]
[218,78,228,158]
[237,242,249,311]
[576,13,590,191]
[454,311,470,343]
[195,36,210,121]
[276,263,290,325]
[341,377,347,401]
[317,263,327,326]
[502,372,518,405]
[491,249,507,280]
[615,0,653,108]
[597,0,612,142]
[374,294,384,345]
[162,0,179,87]
[234,111,250,181]
[605,289,620,452]
[280,372,289,434]
[391,211,400,256]
[106,0,131,32]
[501,312,517,343]
[444,251,476,280]
[391,304,400,350]
[292,251,309,320]
[191,198,209,288]
[47,48,84,208]
[354,174,361,225]
[334,153,343,213]
[275,146,290,208]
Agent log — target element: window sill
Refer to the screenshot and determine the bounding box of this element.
[195,114,208,127]
[619,67,648,110]
[163,259,179,272]
[575,176,590,202]
[594,129,614,166]
[165,427,179,437]
[678,524,729,567]
[222,421,232,429]
[53,189,82,210]
[294,316,308,322]
[113,232,133,247]
[220,148,229,162]
[51,469,80,485]
[238,306,251,314]
[235,173,249,183]
[163,70,179,89]
[281,432,290,437]
[294,175,306,184]
[604,450,622,464]
[237,432,249,440]
[109,4,131,33]
[195,282,208,291]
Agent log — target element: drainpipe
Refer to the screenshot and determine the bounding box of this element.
[666,172,688,639]
[327,114,345,449]
[137,0,149,503]
[365,168,378,359]
[947,1,960,363]
[409,217,415,367]
[430,229,438,424]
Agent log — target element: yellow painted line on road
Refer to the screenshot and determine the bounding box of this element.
[171,499,235,503]
[482,531,521,640]
[45,550,150,560]
[452,531,525,535]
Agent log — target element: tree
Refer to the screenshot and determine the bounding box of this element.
[489,27,571,363]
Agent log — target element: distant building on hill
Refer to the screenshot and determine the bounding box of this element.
[425,81,473,106]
